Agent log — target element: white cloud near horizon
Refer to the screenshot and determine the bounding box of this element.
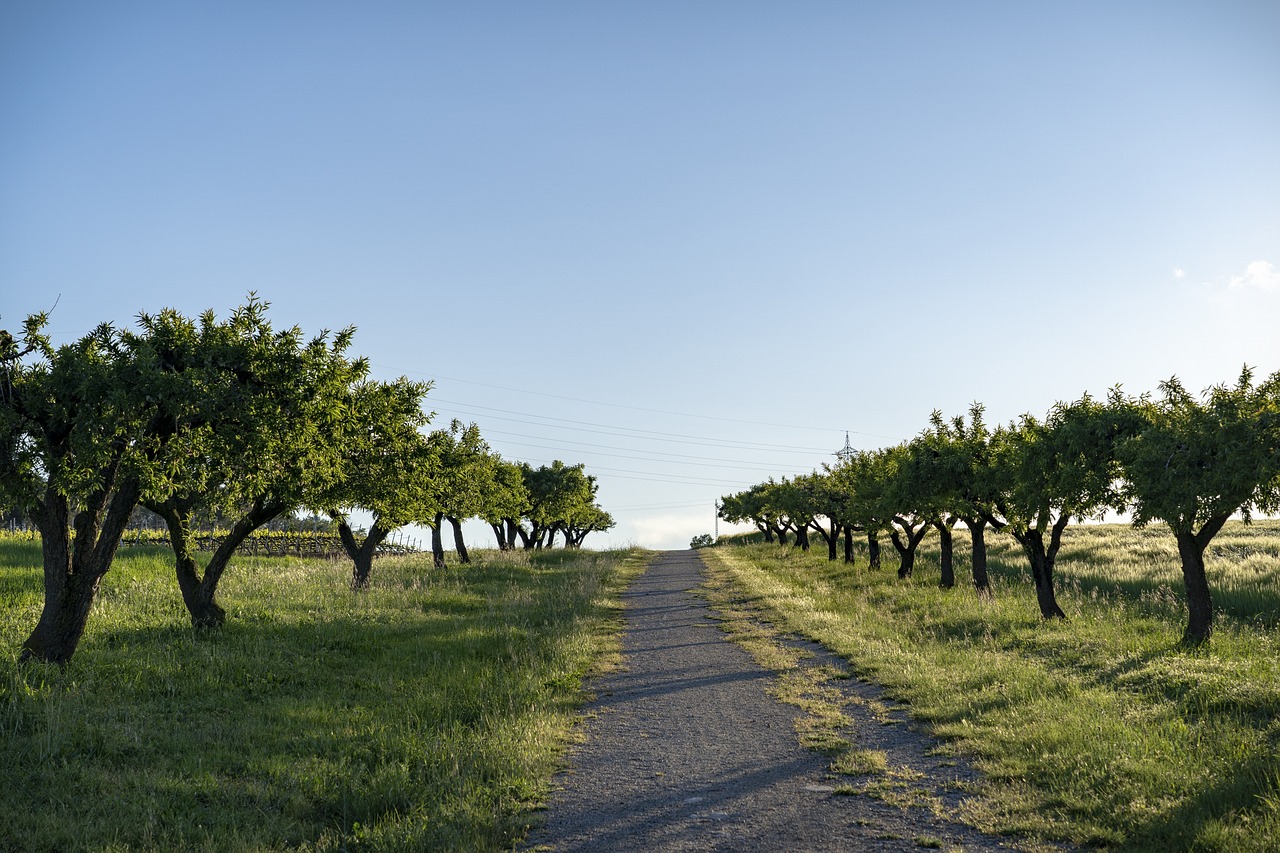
[627,511,756,551]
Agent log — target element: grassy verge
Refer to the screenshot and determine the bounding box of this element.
[0,539,647,851]
[701,521,1280,851]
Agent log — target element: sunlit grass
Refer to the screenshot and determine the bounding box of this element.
[703,520,1280,851]
[0,538,646,851]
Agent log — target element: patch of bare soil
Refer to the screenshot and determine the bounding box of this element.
[524,550,1051,852]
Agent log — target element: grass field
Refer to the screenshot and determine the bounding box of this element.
[702,520,1280,851]
[0,539,645,852]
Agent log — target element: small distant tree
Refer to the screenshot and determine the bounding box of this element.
[483,458,531,551]
[719,484,783,544]
[770,477,817,551]
[820,460,866,564]
[834,450,895,570]
[564,502,614,548]
[1116,369,1280,645]
[424,421,492,567]
[324,377,437,590]
[801,470,847,562]
[870,444,934,581]
[520,460,603,549]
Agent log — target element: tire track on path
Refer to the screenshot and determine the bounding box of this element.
[526,550,1028,852]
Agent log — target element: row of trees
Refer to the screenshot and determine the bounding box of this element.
[720,369,1280,646]
[1,297,613,664]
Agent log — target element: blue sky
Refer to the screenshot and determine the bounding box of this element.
[3,2,1278,549]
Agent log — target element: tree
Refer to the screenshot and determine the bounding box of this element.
[831,450,895,570]
[992,392,1137,620]
[519,460,603,549]
[818,461,865,564]
[563,502,615,548]
[424,421,492,567]
[323,377,437,590]
[482,459,531,551]
[1116,369,1280,645]
[914,405,1003,597]
[873,443,935,581]
[2,313,183,663]
[719,484,784,544]
[800,470,847,561]
[768,477,817,551]
[137,300,367,623]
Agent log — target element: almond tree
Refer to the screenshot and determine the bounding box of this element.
[424,421,492,567]
[520,460,604,549]
[718,485,778,544]
[563,499,615,548]
[138,300,367,623]
[832,449,895,569]
[801,470,848,561]
[913,405,1003,597]
[991,392,1137,620]
[2,313,182,663]
[483,458,531,551]
[1116,368,1280,645]
[324,377,438,590]
[769,477,817,551]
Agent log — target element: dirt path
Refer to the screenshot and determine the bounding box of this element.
[525,550,1028,852]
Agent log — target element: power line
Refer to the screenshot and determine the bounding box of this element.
[479,432,817,472]
[492,439,813,474]
[374,364,873,434]
[430,400,837,453]
[515,456,752,488]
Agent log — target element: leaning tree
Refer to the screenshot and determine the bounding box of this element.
[991,391,1138,620]
[138,299,367,625]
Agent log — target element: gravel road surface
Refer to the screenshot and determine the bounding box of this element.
[525,550,1031,852]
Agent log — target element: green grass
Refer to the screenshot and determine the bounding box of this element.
[702,520,1280,851]
[0,538,646,852]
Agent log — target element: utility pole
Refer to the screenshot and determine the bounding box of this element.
[835,431,856,465]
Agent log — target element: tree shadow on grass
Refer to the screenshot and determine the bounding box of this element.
[1,561,607,851]
[1121,747,1280,851]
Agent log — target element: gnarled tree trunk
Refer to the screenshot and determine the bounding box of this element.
[148,497,286,627]
[891,516,930,580]
[1173,515,1229,646]
[1014,514,1071,620]
[338,518,391,591]
[22,472,141,664]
